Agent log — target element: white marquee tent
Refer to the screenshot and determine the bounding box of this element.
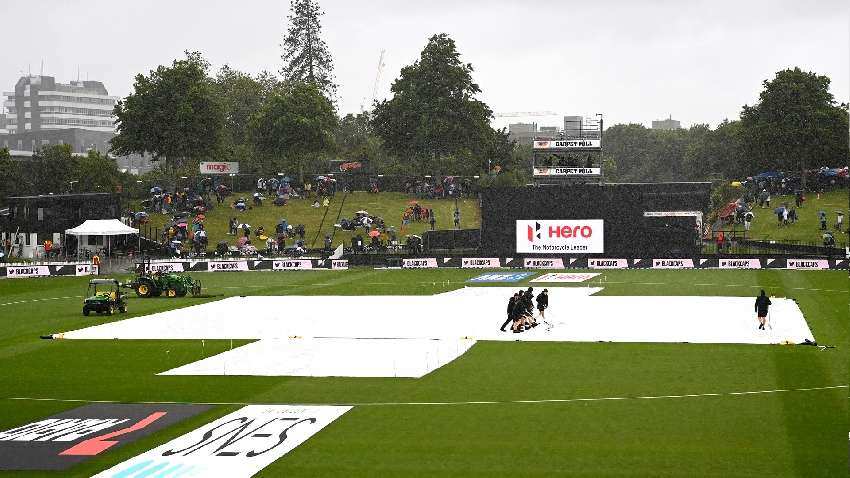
[65,219,139,257]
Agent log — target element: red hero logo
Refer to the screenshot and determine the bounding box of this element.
[527,222,593,242]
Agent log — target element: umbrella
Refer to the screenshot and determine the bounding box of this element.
[774,207,785,214]
[239,223,251,229]
[368,230,381,238]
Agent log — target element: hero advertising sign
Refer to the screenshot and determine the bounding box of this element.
[516,220,604,254]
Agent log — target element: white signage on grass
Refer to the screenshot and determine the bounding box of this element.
[718,258,761,269]
[91,405,350,478]
[587,258,628,269]
[652,259,695,269]
[331,260,349,270]
[533,139,601,150]
[145,262,185,273]
[5,265,51,278]
[523,258,565,269]
[402,258,438,269]
[208,261,249,272]
[530,272,599,283]
[533,167,601,176]
[516,220,604,254]
[199,161,239,175]
[272,259,313,270]
[461,258,500,268]
[785,259,829,270]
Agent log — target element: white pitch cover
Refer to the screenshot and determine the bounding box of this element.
[92,405,351,478]
[785,259,830,270]
[718,258,761,269]
[461,257,500,268]
[652,259,695,269]
[5,265,51,278]
[402,258,438,269]
[587,258,628,269]
[145,262,186,273]
[272,259,313,270]
[208,261,250,272]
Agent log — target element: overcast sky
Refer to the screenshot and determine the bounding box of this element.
[1,0,847,129]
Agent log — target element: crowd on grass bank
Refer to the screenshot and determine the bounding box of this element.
[127,175,463,259]
[712,168,847,250]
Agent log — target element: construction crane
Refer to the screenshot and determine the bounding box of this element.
[361,50,386,113]
[494,111,559,118]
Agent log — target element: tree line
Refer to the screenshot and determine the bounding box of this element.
[1,0,846,198]
[603,68,848,183]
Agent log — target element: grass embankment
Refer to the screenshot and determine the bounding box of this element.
[135,191,481,249]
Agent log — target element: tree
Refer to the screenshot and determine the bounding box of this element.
[740,68,849,177]
[111,51,224,171]
[215,65,279,149]
[72,150,123,193]
[372,33,493,174]
[280,0,337,99]
[250,81,337,180]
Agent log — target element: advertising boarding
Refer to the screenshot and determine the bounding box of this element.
[516,220,604,254]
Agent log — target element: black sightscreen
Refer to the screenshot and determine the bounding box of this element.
[480,183,711,257]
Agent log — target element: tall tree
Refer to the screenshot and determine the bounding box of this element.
[214,65,279,148]
[740,67,849,177]
[249,81,337,181]
[372,33,493,174]
[111,51,224,171]
[280,0,337,99]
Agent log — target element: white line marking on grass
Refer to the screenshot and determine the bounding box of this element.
[4,384,846,408]
[0,296,82,307]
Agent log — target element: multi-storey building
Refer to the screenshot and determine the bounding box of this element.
[0,75,154,173]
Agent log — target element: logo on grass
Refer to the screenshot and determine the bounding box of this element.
[91,405,350,478]
[0,403,210,471]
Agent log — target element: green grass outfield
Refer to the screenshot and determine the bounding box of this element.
[0,268,846,477]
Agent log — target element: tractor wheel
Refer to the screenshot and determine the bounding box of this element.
[106,306,115,316]
[83,307,90,316]
[191,281,202,296]
[176,289,187,297]
[119,305,127,313]
[136,279,156,298]
[165,289,177,298]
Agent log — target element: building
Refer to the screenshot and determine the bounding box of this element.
[563,116,583,138]
[1,75,155,173]
[507,122,537,145]
[1,193,122,258]
[538,126,560,138]
[651,116,682,130]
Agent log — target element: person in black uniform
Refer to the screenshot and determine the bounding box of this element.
[501,293,518,332]
[536,289,549,320]
[754,290,772,330]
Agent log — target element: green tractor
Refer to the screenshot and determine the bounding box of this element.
[124,266,202,298]
[83,279,128,316]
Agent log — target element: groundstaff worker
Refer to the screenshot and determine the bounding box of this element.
[754,290,771,330]
[536,289,549,320]
[501,293,518,332]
